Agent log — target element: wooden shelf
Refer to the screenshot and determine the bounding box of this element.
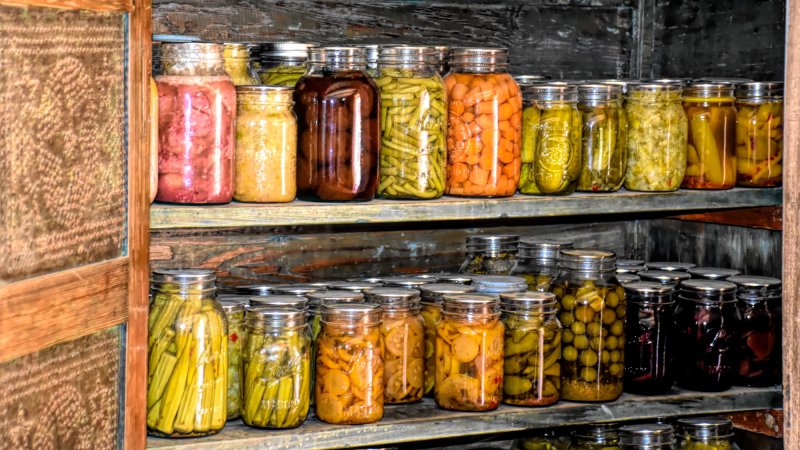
[150,188,782,229]
[146,386,781,450]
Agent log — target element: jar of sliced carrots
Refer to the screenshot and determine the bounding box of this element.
[444,48,523,197]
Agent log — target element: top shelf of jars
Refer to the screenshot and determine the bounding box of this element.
[149,187,782,229]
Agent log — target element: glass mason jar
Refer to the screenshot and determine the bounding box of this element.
[674,280,741,391]
[638,270,691,287]
[619,424,675,450]
[677,418,741,450]
[435,294,504,411]
[645,261,696,272]
[147,269,228,437]
[258,42,313,86]
[444,48,522,197]
[512,430,570,450]
[419,283,476,396]
[150,77,159,203]
[365,288,425,404]
[358,44,379,76]
[223,43,260,86]
[624,83,688,192]
[682,83,737,189]
[156,43,236,204]
[570,424,621,450]
[382,276,436,290]
[241,309,311,429]
[474,275,529,296]
[577,83,627,192]
[616,274,641,285]
[519,83,582,195]
[234,85,297,203]
[236,284,279,296]
[247,295,310,312]
[434,45,450,77]
[316,303,384,424]
[500,292,562,406]
[376,46,447,199]
[623,282,675,395]
[687,267,741,281]
[220,300,246,420]
[727,275,782,387]
[735,82,783,187]
[460,235,520,275]
[295,47,380,201]
[511,238,574,291]
[553,249,624,402]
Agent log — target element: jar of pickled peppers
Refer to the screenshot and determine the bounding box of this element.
[223,43,260,86]
[619,424,675,450]
[435,294,504,411]
[258,42,313,86]
[623,282,675,395]
[147,269,228,437]
[510,238,574,291]
[577,83,627,192]
[677,417,741,450]
[682,83,737,189]
[460,235,520,275]
[553,249,624,402]
[571,424,621,450]
[735,81,783,187]
[220,300,246,419]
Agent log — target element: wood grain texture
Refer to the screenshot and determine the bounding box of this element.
[670,206,783,231]
[0,258,128,363]
[0,0,131,11]
[727,410,783,437]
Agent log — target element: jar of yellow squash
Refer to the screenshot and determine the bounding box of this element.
[682,83,737,189]
[735,81,783,187]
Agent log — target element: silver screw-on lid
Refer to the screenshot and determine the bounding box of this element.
[558,249,616,272]
[619,423,675,447]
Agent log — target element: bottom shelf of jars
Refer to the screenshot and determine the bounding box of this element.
[146,386,781,450]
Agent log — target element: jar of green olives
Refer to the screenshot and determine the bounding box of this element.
[510,238,574,291]
[619,424,675,450]
[677,418,741,450]
[220,300,246,420]
[459,235,520,275]
[553,249,624,402]
[571,424,621,450]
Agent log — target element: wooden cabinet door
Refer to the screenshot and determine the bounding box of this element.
[0,0,150,448]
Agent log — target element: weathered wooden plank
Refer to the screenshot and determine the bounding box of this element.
[670,206,783,231]
[728,410,783,438]
[146,386,781,450]
[0,0,132,11]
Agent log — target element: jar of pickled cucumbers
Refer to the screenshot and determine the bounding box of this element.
[223,43,260,86]
[241,308,311,429]
[376,46,447,199]
[316,303,384,424]
[735,82,783,187]
[624,83,687,192]
[637,270,691,287]
[571,424,621,450]
[444,48,522,197]
[677,418,741,450]
[435,294,504,411]
[500,291,561,406]
[220,300,245,419]
[511,238,574,291]
[474,275,529,296]
[365,288,425,403]
[512,430,570,450]
[687,267,741,280]
[674,280,741,392]
[553,249,624,402]
[234,85,297,203]
[619,424,675,450]
[682,83,737,190]
[623,282,675,395]
[645,261,696,272]
[577,84,627,192]
[147,269,228,437]
[419,283,476,396]
[519,83,582,195]
[460,235,520,275]
[258,42,313,86]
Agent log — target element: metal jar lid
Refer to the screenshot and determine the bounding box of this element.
[218,294,250,303]
[307,290,366,313]
[449,47,509,67]
[627,82,683,94]
[678,279,738,303]
[638,270,691,286]
[364,287,421,306]
[235,284,280,296]
[645,261,696,272]
[411,273,446,282]
[382,276,435,289]
[735,81,783,99]
[322,46,366,67]
[623,282,675,304]
[219,300,246,315]
[726,275,782,301]
[687,267,742,280]
[500,291,557,314]
[271,284,326,296]
[433,273,475,285]
[474,275,529,294]
[442,294,500,315]
[558,249,616,272]
[526,82,579,102]
[514,75,547,86]
[677,417,734,440]
[236,85,294,103]
[357,44,379,66]
[419,283,476,305]
[322,303,382,325]
[248,295,309,311]
[619,423,675,448]
[160,43,223,63]
[325,281,381,292]
[578,83,623,102]
[616,265,647,274]
[696,77,754,85]
[518,238,574,260]
[379,45,436,65]
[574,424,619,443]
[246,308,307,328]
[684,82,735,99]
[346,276,386,285]
[617,259,645,267]
[588,79,638,94]
[259,41,314,58]
[465,235,520,255]
[615,273,641,285]
[151,268,216,284]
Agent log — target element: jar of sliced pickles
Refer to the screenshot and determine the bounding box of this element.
[220,300,246,419]
[241,308,311,429]
[258,42,313,86]
[553,249,624,402]
[677,418,741,450]
[316,303,384,424]
[637,270,691,287]
[687,267,741,280]
[365,288,425,403]
[682,83,737,189]
[147,269,227,437]
[727,275,782,387]
[577,84,627,192]
[223,43,260,86]
[674,280,741,392]
[500,292,561,406]
[519,83,582,195]
[624,82,687,192]
[619,424,675,450]
[435,294,504,411]
[735,82,783,187]
[460,235,520,275]
[510,238,574,291]
[376,46,447,199]
[623,282,675,395]
[474,275,529,296]
[571,424,621,450]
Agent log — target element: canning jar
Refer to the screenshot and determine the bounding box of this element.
[577,84,627,192]
[735,82,783,187]
[147,269,227,437]
[248,295,309,312]
[512,430,570,450]
[570,424,621,450]
[519,83,582,195]
[241,308,311,429]
[727,275,782,387]
[682,83,737,189]
[271,284,325,297]
[382,276,435,290]
[156,43,235,204]
[434,46,450,77]
[365,288,425,403]
[677,418,740,450]
[500,292,561,406]
[638,270,691,287]
[553,249,624,402]
[645,262,696,272]
[624,83,687,192]
[474,275,529,296]
[295,47,380,201]
[236,284,279,296]
[674,280,741,391]
[307,290,365,343]
[220,300,245,419]
[623,282,675,395]
[616,274,641,285]
[619,424,675,450]
[316,303,384,424]
[511,238,574,291]
[326,280,382,293]
[419,283,476,396]
[687,267,741,281]
[376,46,447,199]
[234,85,297,203]
[460,235,520,275]
[223,43,259,86]
[435,294,504,411]
[258,42,312,86]
[444,48,522,197]
[150,78,159,203]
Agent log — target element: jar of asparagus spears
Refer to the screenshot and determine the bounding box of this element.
[459,234,520,275]
[735,81,783,187]
[147,269,228,437]
[220,300,246,419]
[553,249,625,402]
[577,83,627,192]
[682,83,737,189]
[510,238,574,291]
[375,46,447,199]
[258,42,313,86]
